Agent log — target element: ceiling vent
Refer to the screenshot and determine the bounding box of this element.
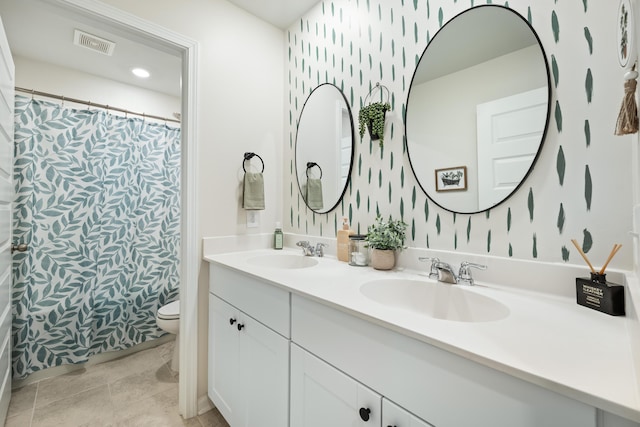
[73,29,116,56]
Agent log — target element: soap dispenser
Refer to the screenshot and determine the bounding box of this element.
[274,222,283,250]
[337,217,355,262]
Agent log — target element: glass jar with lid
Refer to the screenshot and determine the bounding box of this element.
[348,234,369,266]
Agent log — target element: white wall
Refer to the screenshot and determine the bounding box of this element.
[96,0,285,401]
[14,56,180,122]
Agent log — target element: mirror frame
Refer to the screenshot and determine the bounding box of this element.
[295,83,355,213]
[405,5,552,214]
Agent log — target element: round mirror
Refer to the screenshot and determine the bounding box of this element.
[405,5,551,214]
[296,83,354,213]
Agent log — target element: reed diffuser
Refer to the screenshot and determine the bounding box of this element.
[571,240,625,316]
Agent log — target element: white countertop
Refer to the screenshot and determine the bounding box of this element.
[204,248,640,422]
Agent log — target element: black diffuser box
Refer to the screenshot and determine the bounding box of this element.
[575,273,625,316]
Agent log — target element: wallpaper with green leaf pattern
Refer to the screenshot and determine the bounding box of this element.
[285,0,634,269]
[12,96,180,378]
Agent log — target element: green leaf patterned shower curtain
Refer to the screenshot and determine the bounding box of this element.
[12,96,180,379]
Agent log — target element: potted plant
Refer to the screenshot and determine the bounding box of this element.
[359,102,391,147]
[364,215,408,270]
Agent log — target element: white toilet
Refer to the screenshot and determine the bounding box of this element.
[156,300,180,371]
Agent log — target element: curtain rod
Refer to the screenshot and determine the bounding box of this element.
[15,86,181,124]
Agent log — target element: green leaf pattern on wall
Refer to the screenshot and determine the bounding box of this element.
[557,203,565,234]
[585,165,592,211]
[584,27,593,54]
[585,68,593,103]
[285,1,611,266]
[554,100,563,132]
[551,55,559,87]
[12,97,180,379]
[584,120,591,147]
[582,228,593,253]
[557,146,566,185]
[551,10,560,43]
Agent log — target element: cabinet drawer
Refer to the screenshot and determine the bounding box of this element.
[210,263,290,337]
[291,295,596,427]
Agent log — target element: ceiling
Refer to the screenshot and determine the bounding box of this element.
[0,1,529,99]
[226,0,319,29]
[0,0,318,99]
[414,6,538,84]
[0,0,183,97]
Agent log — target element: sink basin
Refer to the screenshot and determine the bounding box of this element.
[360,279,509,322]
[246,254,318,269]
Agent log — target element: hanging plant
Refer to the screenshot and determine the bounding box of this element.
[359,83,391,148]
[359,101,391,147]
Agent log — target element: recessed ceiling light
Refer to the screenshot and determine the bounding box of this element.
[131,68,150,78]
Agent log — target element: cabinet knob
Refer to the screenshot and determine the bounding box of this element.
[359,407,371,421]
[237,323,245,331]
[229,318,237,325]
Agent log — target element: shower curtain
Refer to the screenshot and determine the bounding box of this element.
[12,95,181,379]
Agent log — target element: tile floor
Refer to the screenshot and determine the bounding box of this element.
[4,340,229,427]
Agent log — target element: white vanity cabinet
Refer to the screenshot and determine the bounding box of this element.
[291,294,597,427]
[208,264,290,427]
[206,256,639,427]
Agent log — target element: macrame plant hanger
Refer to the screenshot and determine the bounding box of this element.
[615,0,639,135]
[615,64,639,135]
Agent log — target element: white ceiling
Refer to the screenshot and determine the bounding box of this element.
[0,0,183,97]
[226,0,319,29]
[0,0,318,99]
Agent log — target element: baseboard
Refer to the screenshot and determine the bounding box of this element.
[197,394,215,415]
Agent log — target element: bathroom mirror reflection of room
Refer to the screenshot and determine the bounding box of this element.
[295,83,354,213]
[405,5,551,214]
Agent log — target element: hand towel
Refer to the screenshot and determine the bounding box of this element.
[305,178,323,210]
[243,172,265,210]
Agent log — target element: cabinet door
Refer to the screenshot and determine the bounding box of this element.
[290,344,381,427]
[238,313,289,427]
[383,398,434,427]
[208,294,240,424]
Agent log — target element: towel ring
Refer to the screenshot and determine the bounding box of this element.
[243,152,264,173]
[306,162,322,179]
[363,82,390,106]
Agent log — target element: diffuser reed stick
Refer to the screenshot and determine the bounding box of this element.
[571,239,596,273]
[599,244,622,275]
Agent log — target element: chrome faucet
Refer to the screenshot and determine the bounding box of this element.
[434,261,458,284]
[457,261,487,286]
[296,241,327,257]
[419,257,487,285]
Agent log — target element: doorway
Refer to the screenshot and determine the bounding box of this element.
[5,0,199,418]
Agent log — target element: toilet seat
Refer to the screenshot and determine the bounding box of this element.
[158,300,180,320]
